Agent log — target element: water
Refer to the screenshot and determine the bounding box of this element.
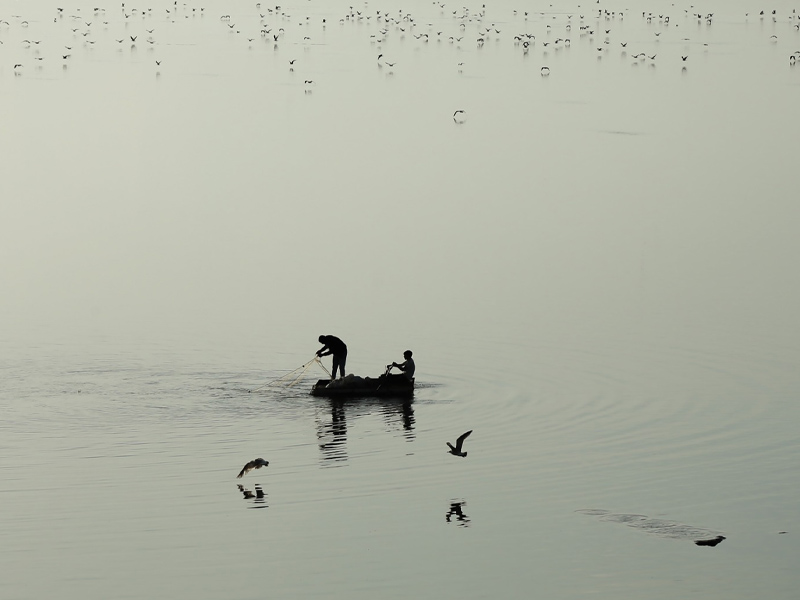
[2,0,800,598]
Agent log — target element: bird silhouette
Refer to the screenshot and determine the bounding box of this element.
[695,535,725,547]
[447,430,472,456]
[237,458,269,478]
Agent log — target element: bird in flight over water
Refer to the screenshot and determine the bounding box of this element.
[447,430,472,457]
[237,458,269,478]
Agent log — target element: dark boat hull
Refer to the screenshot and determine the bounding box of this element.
[310,375,414,399]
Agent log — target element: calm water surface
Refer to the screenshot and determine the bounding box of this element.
[2,0,800,598]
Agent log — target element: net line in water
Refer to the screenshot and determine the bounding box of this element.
[248,356,330,393]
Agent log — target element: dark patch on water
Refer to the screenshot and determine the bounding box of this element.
[577,509,725,543]
[446,499,470,527]
[237,484,268,509]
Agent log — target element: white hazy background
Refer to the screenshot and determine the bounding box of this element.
[2,0,800,599]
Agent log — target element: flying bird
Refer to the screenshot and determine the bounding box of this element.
[237,458,269,478]
[447,430,472,457]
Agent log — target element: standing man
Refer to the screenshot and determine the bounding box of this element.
[317,335,347,380]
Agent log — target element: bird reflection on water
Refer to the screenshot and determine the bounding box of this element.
[237,484,268,509]
[316,397,415,465]
[446,500,470,527]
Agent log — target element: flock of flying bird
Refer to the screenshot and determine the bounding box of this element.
[237,429,473,480]
[3,1,799,97]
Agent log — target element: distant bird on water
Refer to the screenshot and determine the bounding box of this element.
[447,430,472,456]
[695,535,725,547]
[237,458,269,478]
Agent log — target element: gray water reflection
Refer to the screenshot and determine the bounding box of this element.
[237,484,268,509]
[446,500,471,528]
[316,397,415,465]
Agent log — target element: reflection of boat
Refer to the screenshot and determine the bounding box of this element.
[311,373,414,399]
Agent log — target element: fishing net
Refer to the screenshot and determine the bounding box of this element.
[248,356,330,393]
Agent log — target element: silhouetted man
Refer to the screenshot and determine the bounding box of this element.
[388,350,415,381]
[317,335,347,379]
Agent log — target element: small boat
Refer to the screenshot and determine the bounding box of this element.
[310,373,414,399]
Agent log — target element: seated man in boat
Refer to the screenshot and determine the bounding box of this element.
[316,335,347,380]
[387,350,415,381]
